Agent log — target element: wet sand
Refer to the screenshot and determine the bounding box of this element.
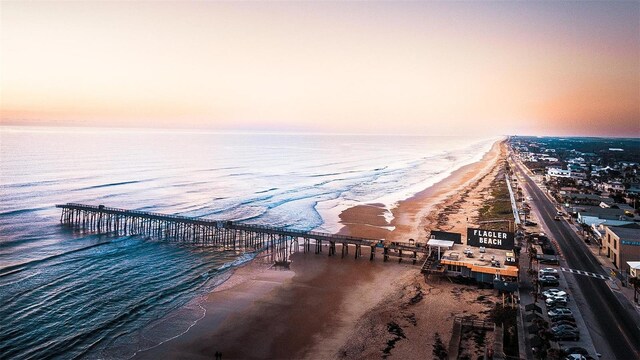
[136,140,505,360]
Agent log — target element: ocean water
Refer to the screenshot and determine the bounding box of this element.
[0,126,497,359]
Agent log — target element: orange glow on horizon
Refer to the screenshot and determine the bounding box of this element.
[1,1,638,137]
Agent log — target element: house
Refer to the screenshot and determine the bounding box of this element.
[604,225,640,272]
[603,181,625,192]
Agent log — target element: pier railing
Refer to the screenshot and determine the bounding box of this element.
[56,203,427,263]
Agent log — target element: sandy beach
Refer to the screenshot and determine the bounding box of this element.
[136,140,506,360]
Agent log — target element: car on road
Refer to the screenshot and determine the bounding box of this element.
[548,307,573,318]
[539,275,560,286]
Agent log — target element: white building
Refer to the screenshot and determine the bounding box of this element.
[547,168,571,178]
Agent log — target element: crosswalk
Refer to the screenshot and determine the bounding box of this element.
[561,267,612,281]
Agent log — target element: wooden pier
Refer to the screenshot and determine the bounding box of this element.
[56,203,426,264]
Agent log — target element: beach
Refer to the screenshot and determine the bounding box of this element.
[136,140,506,360]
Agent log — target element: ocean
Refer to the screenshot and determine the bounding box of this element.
[0,126,497,359]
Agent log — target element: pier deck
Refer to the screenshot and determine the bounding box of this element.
[56,203,426,263]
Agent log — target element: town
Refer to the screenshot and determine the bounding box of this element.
[510,136,639,282]
[507,136,640,360]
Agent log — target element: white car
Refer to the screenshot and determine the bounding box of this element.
[546,296,568,307]
[539,268,560,278]
[542,289,568,299]
[539,267,559,274]
[548,308,573,317]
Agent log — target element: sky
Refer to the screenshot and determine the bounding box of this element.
[1,1,639,137]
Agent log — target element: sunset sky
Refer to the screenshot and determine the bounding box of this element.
[1,1,638,136]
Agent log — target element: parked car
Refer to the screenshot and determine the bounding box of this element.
[548,308,573,318]
[539,255,560,265]
[554,216,561,221]
[546,297,568,308]
[552,319,577,327]
[551,324,579,333]
[539,268,559,277]
[552,314,576,322]
[562,347,589,356]
[565,355,586,360]
[525,220,538,226]
[542,289,568,299]
[539,275,560,287]
[552,328,580,341]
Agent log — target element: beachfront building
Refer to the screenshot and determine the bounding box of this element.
[439,253,519,285]
[424,228,520,287]
[604,225,640,273]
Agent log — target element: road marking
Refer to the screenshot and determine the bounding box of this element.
[561,267,612,281]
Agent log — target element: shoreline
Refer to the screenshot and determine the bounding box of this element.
[338,139,503,242]
[134,139,505,360]
[319,137,498,234]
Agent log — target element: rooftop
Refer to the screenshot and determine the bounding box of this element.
[439,243,518,277]
[576,205,630,219]
[607,226,640,241]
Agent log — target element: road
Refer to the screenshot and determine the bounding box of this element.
[513,160,640,359]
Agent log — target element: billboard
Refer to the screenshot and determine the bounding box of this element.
[466,228,514,250]
[429,230,462,244]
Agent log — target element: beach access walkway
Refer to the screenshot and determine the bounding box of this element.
[56,203,426,264]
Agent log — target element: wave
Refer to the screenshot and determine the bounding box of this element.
[78,179,149,190]
[0,207,49,217]
[0,236,126,277]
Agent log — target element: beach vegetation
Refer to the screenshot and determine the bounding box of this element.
[432,332,448,360]
[477,165,513,231]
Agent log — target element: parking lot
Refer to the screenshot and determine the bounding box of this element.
[518,184,600,358]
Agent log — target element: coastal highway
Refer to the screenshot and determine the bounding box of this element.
[513,160,640,360]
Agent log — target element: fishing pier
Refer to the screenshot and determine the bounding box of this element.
[56,203,426,264]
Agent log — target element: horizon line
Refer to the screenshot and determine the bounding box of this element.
[0,123,637,139]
